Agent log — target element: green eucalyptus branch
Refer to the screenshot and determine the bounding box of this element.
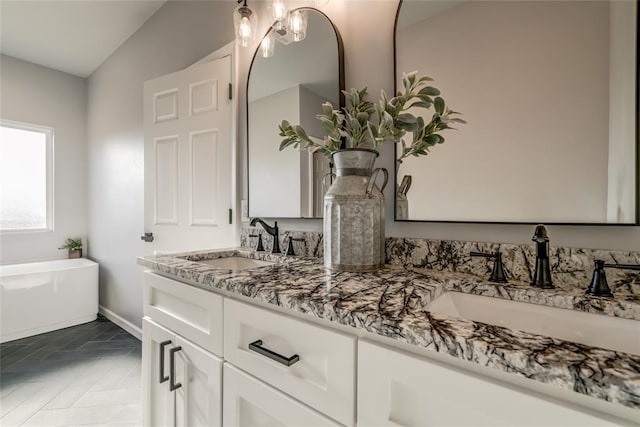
[278,71,465,160]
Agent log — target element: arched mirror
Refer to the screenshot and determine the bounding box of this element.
[394,0,639,224]
[247,8,344,218]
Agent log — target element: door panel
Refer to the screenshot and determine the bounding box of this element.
[223,364,339,427]
[144,56,235,254]
[175,336,223,427]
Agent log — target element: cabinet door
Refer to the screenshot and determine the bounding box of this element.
[174,335,223,427]
[358,340,624,426]
[142,318,176,427]
[223,364,341,427]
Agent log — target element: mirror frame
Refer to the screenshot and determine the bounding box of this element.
[246,7,345,219]
[393,0,640,226]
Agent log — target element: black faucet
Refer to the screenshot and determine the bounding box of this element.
[470,251,508,283]
[249,218,281,254]
[587,260,640,298]
[531,224,554,289]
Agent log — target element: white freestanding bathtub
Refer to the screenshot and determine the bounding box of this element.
[0,258,99,343]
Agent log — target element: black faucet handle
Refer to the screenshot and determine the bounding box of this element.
[285,237,305,256]
[587,260,640,298]
[470,251,508,283]
[249,234,265,252]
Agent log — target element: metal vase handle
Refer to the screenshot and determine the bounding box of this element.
[366,168,389,195]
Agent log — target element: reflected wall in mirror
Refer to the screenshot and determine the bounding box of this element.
[248,8,343,218]
[394,0,638,224]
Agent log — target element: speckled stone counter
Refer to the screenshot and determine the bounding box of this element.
[138,249,640,411]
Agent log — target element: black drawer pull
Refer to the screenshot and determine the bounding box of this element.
[159,340,172,384]
[169,346,183,391]
[249,339,300,367]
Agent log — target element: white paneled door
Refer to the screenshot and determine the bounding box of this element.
[143,55,235,254]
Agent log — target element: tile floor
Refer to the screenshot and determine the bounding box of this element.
[0,316,142,426]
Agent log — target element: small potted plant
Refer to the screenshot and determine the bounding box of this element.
[59,238,83,259]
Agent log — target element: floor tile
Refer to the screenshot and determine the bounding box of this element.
[72,388,141,408]
[0,317,142,426]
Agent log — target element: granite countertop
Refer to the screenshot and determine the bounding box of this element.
[138,248,640,411]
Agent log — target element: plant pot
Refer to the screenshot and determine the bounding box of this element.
[68,249,82,259]
[323,149,388,271]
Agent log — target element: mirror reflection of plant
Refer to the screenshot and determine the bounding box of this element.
[279,71,465,160]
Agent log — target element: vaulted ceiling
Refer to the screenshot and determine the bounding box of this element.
[0,0,166,77]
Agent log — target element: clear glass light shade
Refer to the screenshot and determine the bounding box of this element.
[268,0,289,22]
[260,32,276,58]
[289,10,307,42]
[234,5,258,47]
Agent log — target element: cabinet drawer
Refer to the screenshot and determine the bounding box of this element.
[358,340,623,426]
[224,299,355,426]
[223,364,340,427]
[144,272,223,356]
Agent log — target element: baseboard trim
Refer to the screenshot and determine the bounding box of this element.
[98,305,142,341]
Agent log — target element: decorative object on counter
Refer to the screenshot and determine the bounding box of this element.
[286,236,304,256]
[531,225,554,289]
[323,148,388,270]
[249,218,281,254]
[59,237,83,259]
[470,251,508,283]
[279,73,463,271]
[249,233,265,252]
[587,260,640,298]
[396,174,411,220]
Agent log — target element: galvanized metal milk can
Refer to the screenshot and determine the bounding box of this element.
[324,149,388,271]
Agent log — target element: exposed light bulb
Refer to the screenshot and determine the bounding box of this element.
[289,10,307,42]
[271,0,288,21]
[261,33,275,58]
[240,16,252,39]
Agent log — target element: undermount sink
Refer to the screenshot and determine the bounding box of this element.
[195,256,276,271]
[427,292,640,356]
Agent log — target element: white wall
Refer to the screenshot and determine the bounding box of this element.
[87,1,236,329]
[0,55,88,265]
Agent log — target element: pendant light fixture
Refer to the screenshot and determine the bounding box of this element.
[268,0,289,22]
[234,0,258,48]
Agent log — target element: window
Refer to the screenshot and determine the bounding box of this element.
[0,120,53,232]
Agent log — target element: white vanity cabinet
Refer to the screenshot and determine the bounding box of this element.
[142,271,631,427]
[142,272,224,427]
[223,364,341,427]
[357,340,623,427]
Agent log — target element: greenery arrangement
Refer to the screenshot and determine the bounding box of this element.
[59,237,83,251]
[279,71,465,160]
